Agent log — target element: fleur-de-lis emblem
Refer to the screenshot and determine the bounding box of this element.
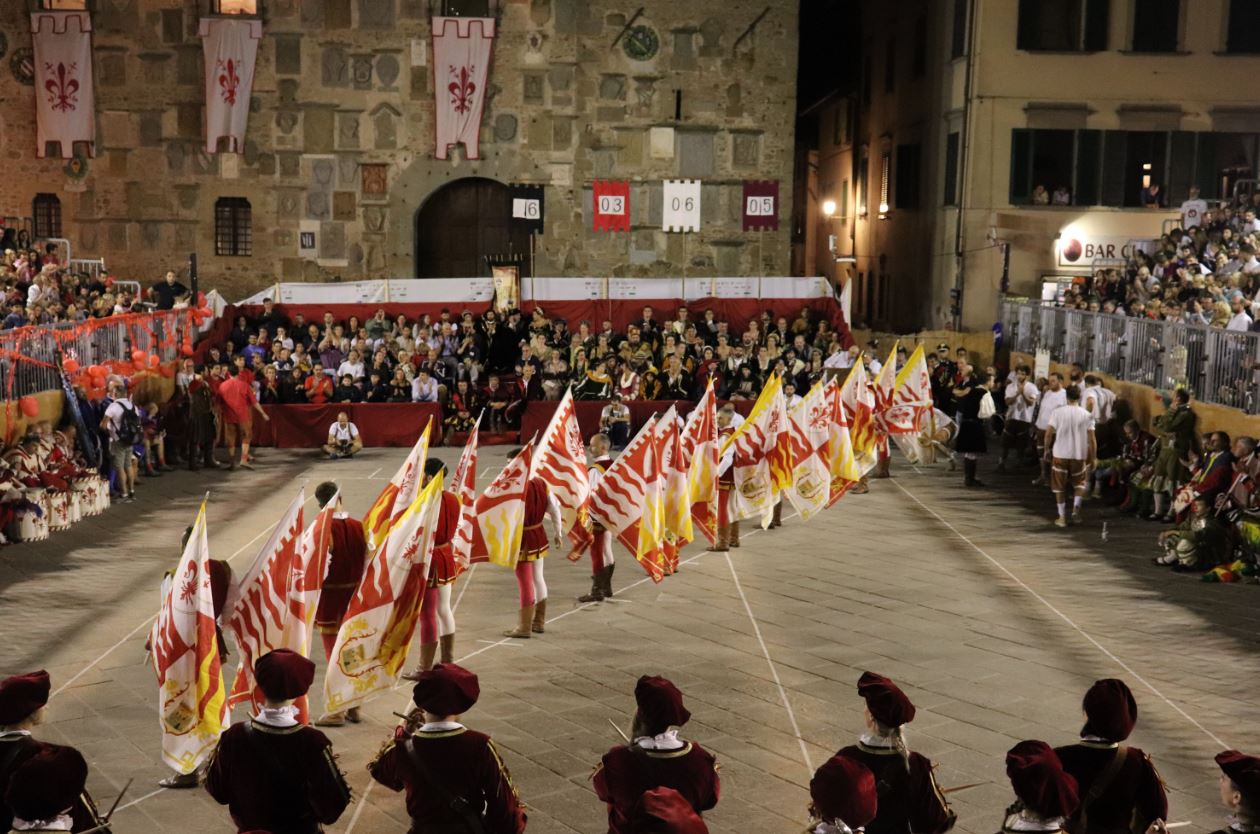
[178,561,199,603]
[218,58,240,105]
[43,62,79,112]
[448,64,476,114]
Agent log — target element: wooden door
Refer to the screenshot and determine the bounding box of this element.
[414,177,531,278]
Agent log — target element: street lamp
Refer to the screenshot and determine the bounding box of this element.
[822,199,837,219]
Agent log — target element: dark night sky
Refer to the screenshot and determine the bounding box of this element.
[797,0,861,111]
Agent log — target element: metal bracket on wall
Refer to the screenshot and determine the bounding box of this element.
[732,6,770,55]
[610,7,645,51]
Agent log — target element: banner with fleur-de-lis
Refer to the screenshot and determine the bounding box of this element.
[432,15,496,161]
[30,11,96,159]
[198,17,263,154]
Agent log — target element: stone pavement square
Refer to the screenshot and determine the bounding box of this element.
[0,448,1255,833]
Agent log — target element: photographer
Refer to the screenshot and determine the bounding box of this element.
[323,412,363,460]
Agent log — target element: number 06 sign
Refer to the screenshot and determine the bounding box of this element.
[663,179,701,232]
[742,180,780,231]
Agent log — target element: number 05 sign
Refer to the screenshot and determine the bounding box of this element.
[742,180,780,231]
[662,179,701,232]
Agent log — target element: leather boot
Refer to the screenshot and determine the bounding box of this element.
[531,598,547,633]
[771,502,783,528]
[712,525,730,552]
[503,604,534,638]
[730,521,741,548]
[577,572,606,603]
[400,642,439,681]
[439,633,455,664]
[603,561,616,596]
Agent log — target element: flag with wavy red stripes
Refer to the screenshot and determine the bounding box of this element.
[450,423,479,572]
[590,418,666,581]
[533,388,593,554]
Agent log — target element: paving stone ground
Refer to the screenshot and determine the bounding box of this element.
[1,448,1256,834]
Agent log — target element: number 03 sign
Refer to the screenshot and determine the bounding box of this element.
[662,179,701,232]
[742,180,780,231]
[592,180,631,232]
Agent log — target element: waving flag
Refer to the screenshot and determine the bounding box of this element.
[450,423,479,571]
[533,389,593,553]
[149,501,228,775]
[323,474,444,714]
[223,488,306,711]
[590,418,666,582]
[840,362,879,476]
[824,377,861,506]
[453,443,532,569]
[656,408,693,570]
[363,425,431,553]
[888,345,934,463]
[292,491,338,637]
[680,380,720,545]
[722,373,794,527]
[786,382,833,521]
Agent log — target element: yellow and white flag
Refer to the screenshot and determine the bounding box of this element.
[786,382,833,521]
[722,373,794,527]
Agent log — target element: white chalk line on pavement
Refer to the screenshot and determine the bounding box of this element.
[890,477,1229,749]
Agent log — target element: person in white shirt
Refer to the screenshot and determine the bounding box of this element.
[1045,385,1096,527]
[1032,373,1067,487]
[1081,375,1114,432]
[999,364,1038,472]
[1180,186,1207,230]
[1227,297,1253,331]
[411,368,439,403]
[323,412,362,459]
[101,379,139,501]
[783,382,803,410]
[823,344,859,371]
[336,349,365,381]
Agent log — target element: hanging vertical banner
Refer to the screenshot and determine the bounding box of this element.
[662,180,701,232]
[198,17,263,154]
[742,180,780,231]
[592,180,631,232]
[491,264,520,313]
[431,16,496,160]
[30,11,96,159]
[509,184,545,234]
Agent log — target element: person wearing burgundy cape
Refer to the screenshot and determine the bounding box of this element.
[205,650,351,834]
[593,675,720,834]
[312,480,368,728]
[628,787,710,834]
[0,671,106,833]
[503,451,563,639]
[371,663,526,833]
[402,458,462,680]
[1001,740,1079,834]
[833,673,955,834]
[1054,679,1167,834]
[4,744,97,834]
[807,753,878,834]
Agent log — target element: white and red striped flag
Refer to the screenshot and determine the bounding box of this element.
[786,382,833,521]
[723,373,794,527]
[888,345,934,463]
[450,422,479,572]
[825,377,862,506]
[149,500,228,775]
[363,424,431,553]
[292,491,338,638]
[840,362,879,477]
[453,442,532,569]
[656,409,693,570]
[590,418,666,582]
[680,380,719,545]
[533,388,593,554]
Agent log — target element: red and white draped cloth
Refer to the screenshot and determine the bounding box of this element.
[198,17,263,154]
[30,11,96,159]
[431,15,496,160]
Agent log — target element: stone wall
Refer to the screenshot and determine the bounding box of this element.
[0,0,799,299]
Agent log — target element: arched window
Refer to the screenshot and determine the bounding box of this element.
[32,194,62,239]
[214,197,252,256]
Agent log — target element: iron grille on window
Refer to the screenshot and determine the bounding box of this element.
[215,197,252,256]
[32,194,61,239]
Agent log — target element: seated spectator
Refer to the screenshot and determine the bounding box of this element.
[728,365,759,400]
[280,367,308,404]
[640,369,663,401]
[483,375,511,431]
[1155,495,1225,572]
[305,363,334,404]
[1092,420,1153,499]
[1172,431,1233,519]
[576,356,614,401]
[444,379,482,444]
[601,394,632,449]
[616,361,640,401]
[412,368,440,403]
[324,412,363,460]
[334,373,363,404]
[338,349,366,383]
[259,366,283,405]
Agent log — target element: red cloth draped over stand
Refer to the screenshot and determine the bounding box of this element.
[253,403,443,448]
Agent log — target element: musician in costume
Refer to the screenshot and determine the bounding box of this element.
[403,459,462,680]
[576,433,616,603]
[372,663,527,833]
[806,753,877,834]
[1000,741,1079,834]
[312,481,368,727]
[833,672,954,834]
[1211,750,1260,834]
[1054,679,1166,834]
[205,649,351,834]
[0,671,107,833]
[593,675,720,834]
[713,406,739,552]
[503,456,563,639]
[4,744,96,834]
[628,787,710,834]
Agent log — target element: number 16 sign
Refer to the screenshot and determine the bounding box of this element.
[593,180,631,232]
[742,180,780,231]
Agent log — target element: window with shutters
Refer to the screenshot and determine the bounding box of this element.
[879,152,891,216]
[214,197,252,257]
[1017,0,1109,51]
[32,194,61,239]
[895,144,921,209]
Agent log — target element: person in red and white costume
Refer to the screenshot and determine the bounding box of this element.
[712,405,743,552]
[575,432,616,603]
[402,458,462,680]
[503,457,563,639]
[312,480,367,728]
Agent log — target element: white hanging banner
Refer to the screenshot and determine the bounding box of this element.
[431,16,496,160]
[30,11,96,159]
[198,17,263,154]
[662,180,701,232]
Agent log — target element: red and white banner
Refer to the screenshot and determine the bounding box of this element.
[593,180,631,232]
[724,373,793,526]
[656,408,693,562]
[889,345,934,463]
[453,442,531,569]
[786,383,832,521]
[198,17,263,154]
[533,389,591,550]
[680,380,719,545]
[450,424,479,572]
[363,428,431,554]
[590,418,666,582]
[30,12,96,159]
[431,16,496,160]
[742,180,780,231]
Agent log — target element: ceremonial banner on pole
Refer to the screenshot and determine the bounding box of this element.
[888,345,934,463]
[590,418,666,582]
[742,180,780,232]
[824,377,862,506]
[323,475,444,714]
[656,408,693,568]
[149,501,228,775]
[224,489,306,711]
[786,382,833,521]
[431,16,496,160]
[363,426,430,553]
[450,424,479,572]
[293,492,338,638]
[453,442,532,569]
[839,362,879,477]
[533,389,592,553]
[30,11,96,159]
[593,180,631,232]
[509,184,545,234]
[662,180,702,232]
[490,265,520,313]
[680,380,719,545]
[722,373,793,527]
[198,17,263,154]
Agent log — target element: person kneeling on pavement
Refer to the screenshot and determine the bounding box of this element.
[323,412,363,460]
[1155,494,1226,572]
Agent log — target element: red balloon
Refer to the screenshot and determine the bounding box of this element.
[159,365,174,378]
[18,396,38,419]
[63,358,80,374]
[87,386,106,401]
[148,354,160,368]
[181,344,194,357]
[88,364,105,378]
[131,349,146,363]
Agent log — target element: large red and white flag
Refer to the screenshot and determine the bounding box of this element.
[431,15,496,160]
[323,475,444,714]
[198,17,262,154]
[363,426,430,553]
[656,409,692,571]
[149,501,228,775]
[786,382,833,521]
[450,423,479,572]
[825,377,862,506]
[453,443,532,569]
[840,362,879,477]
[870,343,899,445]
[30,11,96,159]
[888,345,934,463]
[680,381,720,544]
[590,418,666,582]
[292,492,338,637]
[533,388,591,550]
[223,489,306,712]
[723,374,794,527]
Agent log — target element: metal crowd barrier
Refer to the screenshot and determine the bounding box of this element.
[1000,298,1260,414]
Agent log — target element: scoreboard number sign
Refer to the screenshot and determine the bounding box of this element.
[512,198,541,219]
[662,179,701,232]
[741,180,780,231]
[592,180,631,232]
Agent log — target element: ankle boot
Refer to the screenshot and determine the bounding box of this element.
[577,572,606,603]
[401,642,438,681]
[439,633,455,664]
[712,526,730,552]
[771,502,782,528]
[602,562,616,597]
[730,521,741,548]
[531,598,547,633]
[503,604,534,638]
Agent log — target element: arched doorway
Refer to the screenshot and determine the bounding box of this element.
[413,177,532,278]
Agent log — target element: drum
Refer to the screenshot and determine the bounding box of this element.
[96,477,111,513]
[48,491,71,531]
[81,479,100,517]
[15,488,48,542]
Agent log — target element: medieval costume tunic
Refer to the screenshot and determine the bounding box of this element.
[835,736,954,834]
[583,454,616,597]
[520,477,560,562]
[426,490,461,588]
[593,739,720,834]
[0,736,103,833]
[314,513,368,636]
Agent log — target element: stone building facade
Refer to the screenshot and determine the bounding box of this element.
[0,0,799,299]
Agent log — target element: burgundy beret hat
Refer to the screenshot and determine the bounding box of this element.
[0,670,51,725]
[411,663,480,716]
[635,676,691,736]
[254,649,315,701]
[5,744,88,822]
[857,671,916,728]
[810,754,878,828]
[627,787,709,834]
[1081,679,1137,742]
[1218,750,1260,807]
[1006,740,1080,819]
